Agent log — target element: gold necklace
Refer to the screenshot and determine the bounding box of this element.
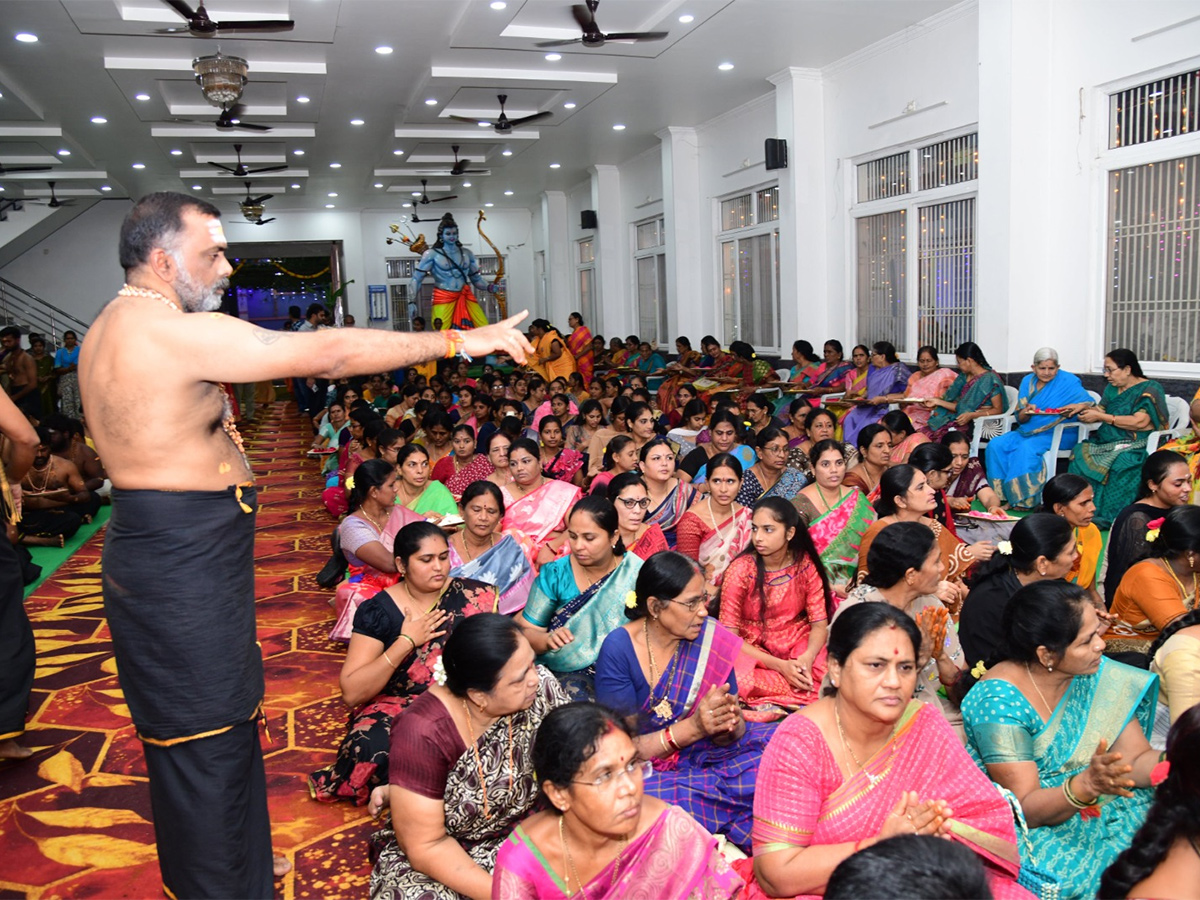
[834,698,896,787]
[460,531,495,562]
[643,618,680,720]
[357,505,387,534]
[403,580,446,615]
[1159,558,1198,607]
[1025,663,1056,716]
[118,283,181,312]
[26,459,53,493]
[461,699,512,820]
[559,813,628,897]
[816,484,845,513]
[575,557,617,592]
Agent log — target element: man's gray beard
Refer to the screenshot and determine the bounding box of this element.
[173,269,228,312]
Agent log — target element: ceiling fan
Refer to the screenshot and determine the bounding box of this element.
[209,143,287,177]
[537,0,668,48]
[449,94,551,134]
[414,179,458,206]
[450,145,486,177]
[0,162,54,176]
[238,181,275,225]
[155,0,295,36]
[25,182,76,208]
[175,103,272,132]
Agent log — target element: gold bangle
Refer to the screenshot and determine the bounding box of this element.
[397,633,417,654]
[382,649,397,668]
[659,729,672,754]
[1062,774,1097,809]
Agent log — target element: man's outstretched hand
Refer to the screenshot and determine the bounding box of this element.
[460,310,535,364]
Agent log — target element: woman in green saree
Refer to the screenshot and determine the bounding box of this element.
[961,581,1161,900]
[392,444,459,522]
[1066,348,1168,528]
[922,341,1006,442]
[791,439,877,592]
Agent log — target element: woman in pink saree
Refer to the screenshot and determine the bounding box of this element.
[676,452,754,600]
[501,437,583,565]
[740,602,1029,900]
[895,345,957,432]
[492,703,743,899]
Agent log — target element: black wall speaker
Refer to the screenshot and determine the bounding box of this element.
[764,138,788,170]
[580,209,598,229]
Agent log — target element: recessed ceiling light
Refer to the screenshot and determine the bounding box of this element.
[679,14,695,23]
[563,102,576,109]
[490,0,507,8]
[549,163,560,169]
[375,45,393,54]
[15,33,38,43]
[325,203,335,208]
[0,90,4,98]
[612,124,625,131]
[100,185,112,192]
[135,93,151,101]
[170,149,182,156]
[374,183,383,188]
[462,181,471,187]
[718,62,734,71]
[425,98,438,105]
[545,53,561,61]
[0,187,5,192]
[293,149,305,156]
[57,149,70,156]
[393,149,405,155]
[504,190,513,195]
[90,116,107,124]
[328,192,338,197]
[291,183,300,189]
[477,121,490,127]
[329,162,342,168]
[192,184,202,190]
[296,95,310,103]
[501,149,512,156]
[412,191,421,197]
[484,202,494,207]
[132,162,146,169]
[402,202,411,208]
[350,118,365,125]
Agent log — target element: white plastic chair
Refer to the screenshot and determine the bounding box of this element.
[1040,390,1103,482]
[969,384,1019,459]
[774,368,791,383]
[1147,395,1192,454]
[819,392,845,408]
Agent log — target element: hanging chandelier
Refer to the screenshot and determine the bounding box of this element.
[192,52,248,106]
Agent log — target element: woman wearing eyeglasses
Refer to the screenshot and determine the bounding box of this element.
[595,551,777,853]
[491,703,743,899]
[737,427,807,506]
[606,472,668,560]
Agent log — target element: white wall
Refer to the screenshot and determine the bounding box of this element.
[0,200,132,324]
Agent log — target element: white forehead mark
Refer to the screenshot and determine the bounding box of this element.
[208,219,227,245]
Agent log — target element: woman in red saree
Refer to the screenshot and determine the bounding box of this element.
[719,498,833,720]
[676,452,754,600]
[741,602,1029,900]
[565,312,594,384]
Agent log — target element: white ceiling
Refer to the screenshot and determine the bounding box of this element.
[0,0,958,223]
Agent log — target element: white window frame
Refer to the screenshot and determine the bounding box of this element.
[632,216,667,346]
[715,182,781,354]
[1091,59,1200,377]
[575,237,596,328]
[848,124,979,362]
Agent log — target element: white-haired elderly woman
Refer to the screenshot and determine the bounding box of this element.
[984,347,1092,510]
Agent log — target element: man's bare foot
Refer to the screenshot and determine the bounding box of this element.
[0,738,34,760]
[273,854,292,878]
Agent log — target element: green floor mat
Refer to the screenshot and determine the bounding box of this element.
[22,504,111,597]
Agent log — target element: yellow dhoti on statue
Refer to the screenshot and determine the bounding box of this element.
[432,285,488,330]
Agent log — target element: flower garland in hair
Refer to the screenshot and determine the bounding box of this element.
[345,475,355,491]
[1146,516,1165,543]
[625,590,638,609]
[432,656,447,686]
[971,660,988,679]
[996,541,1012,556]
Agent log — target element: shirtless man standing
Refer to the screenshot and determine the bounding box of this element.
[1,327,40,421]
[79,192,532,899]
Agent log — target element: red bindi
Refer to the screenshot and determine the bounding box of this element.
[894,648,899,655]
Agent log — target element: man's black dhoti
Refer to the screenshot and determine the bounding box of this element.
[103,486,271,899]
[0,534,34,742]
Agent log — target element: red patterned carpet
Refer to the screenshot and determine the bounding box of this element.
[0,402,373,899]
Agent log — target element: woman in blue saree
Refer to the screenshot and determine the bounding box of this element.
[517,495,643,700]
[841,341,911,447]
[595,551,776,852]
[1066,348,1169,528]
[961,581,1161,900]
[923,341,1006,442]
[446,481,536,615]
[986,347,1093,509]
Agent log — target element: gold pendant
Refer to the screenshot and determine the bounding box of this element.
[653,698,674,720]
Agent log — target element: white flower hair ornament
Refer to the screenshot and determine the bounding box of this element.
[432,655,448,686]
[996,541,1013,556]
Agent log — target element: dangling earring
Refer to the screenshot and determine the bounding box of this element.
[1047,665,1053,672]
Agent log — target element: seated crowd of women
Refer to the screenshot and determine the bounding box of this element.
[301,331,1199,899]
